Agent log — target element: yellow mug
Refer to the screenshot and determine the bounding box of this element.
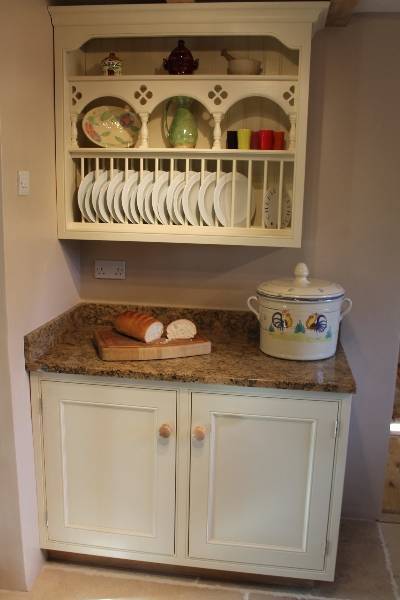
[237,128,252,150]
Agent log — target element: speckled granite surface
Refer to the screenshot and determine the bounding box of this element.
[25,303,356,393]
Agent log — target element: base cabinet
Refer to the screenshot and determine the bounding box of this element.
[189,392,337,570]
[31,374,351,581]
[41,381,176,555]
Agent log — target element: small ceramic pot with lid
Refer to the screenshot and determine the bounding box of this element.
[247,263,352,361]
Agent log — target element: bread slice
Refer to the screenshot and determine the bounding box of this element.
[166,318,197,340]
[114,311,164,343]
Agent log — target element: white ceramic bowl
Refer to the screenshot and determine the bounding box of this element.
[227,58,262,75]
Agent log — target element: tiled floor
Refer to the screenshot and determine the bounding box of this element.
[0,520,399,600]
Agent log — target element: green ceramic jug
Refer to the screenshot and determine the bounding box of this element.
[163,96,198,148]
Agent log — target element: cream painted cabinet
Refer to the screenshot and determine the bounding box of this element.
[41,380,176,555]
[189,392,338,570]
[32,374,351,581]
[50,2,329,247]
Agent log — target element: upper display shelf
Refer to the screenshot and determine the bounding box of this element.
[68,75,298,82]
[67,35,299,78]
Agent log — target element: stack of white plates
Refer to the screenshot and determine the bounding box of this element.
[77,170,255,226]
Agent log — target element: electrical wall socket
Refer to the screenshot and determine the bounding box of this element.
[94,260,126,280]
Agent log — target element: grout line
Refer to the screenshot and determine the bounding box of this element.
[377,522,400,600]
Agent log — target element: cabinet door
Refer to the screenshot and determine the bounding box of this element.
[41,381,176,555]
[189,392,338,570]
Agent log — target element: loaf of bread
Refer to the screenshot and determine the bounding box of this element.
[166,318,197,340]
[114,311,164,343]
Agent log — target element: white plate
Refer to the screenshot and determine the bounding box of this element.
[144,182,156,224]
[151,171,169,224]
[97,181,111,222]
[121,172,139,221]
[166,172,185,224]
[106,170,123,221]
[182,172,202,226]
[83,182,96,222]
[214,172,253,227]
[264,186,292,229]
[77,171,94,221]
[198,171,217,226]
[156,184,169,225]
[172,180,186,225]
[113,181,126,223]
[128,182,140,223]
[91,170,108,216]
[136,172,154,222]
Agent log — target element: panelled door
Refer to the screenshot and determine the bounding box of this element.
[41,381,176,555]
[189,392,338,571]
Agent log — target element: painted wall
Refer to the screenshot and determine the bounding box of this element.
[80,14,400,519]
[0,0,80,590]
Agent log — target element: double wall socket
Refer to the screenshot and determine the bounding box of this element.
[94,260,126,280]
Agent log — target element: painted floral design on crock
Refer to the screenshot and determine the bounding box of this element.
[267,311,333,343]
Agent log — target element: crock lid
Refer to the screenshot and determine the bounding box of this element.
[257,263,345,301]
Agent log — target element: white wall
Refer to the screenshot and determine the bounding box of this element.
[80,14,400,519]
[0,0,80,590]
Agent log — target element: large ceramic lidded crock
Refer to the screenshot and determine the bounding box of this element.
[247,263,352,361]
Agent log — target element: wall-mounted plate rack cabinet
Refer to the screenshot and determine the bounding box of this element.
[50,2,329,246]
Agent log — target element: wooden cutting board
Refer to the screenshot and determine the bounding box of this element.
[93,327,211,361]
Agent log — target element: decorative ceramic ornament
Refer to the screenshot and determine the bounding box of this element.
[163,40,199,75]
[101,52,122,76]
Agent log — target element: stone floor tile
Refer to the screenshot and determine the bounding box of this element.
[381,522,400,577]
[306,519,394,600]
[31,565,244,600]
[234,520,395,600]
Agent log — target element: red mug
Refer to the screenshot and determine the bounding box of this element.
[273,131,285,150]
[250,131,260,150]
[259,129,274,150]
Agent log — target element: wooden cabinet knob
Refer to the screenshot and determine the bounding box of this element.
[159,423,173,438]
[192,425,206,442]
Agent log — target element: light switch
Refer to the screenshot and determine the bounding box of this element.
[17,170,30,196]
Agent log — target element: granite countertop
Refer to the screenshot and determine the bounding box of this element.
[24,303,356,394]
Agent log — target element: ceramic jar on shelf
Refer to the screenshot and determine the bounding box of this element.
[247,263,352,360]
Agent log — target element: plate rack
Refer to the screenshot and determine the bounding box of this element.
[69,149,294,245]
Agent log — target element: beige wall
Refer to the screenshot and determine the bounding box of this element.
[80,14,400,519]
[0,0,80,590]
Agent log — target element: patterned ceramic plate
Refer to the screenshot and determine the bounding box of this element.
[82,106,140,148]
[264,186,292,229]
